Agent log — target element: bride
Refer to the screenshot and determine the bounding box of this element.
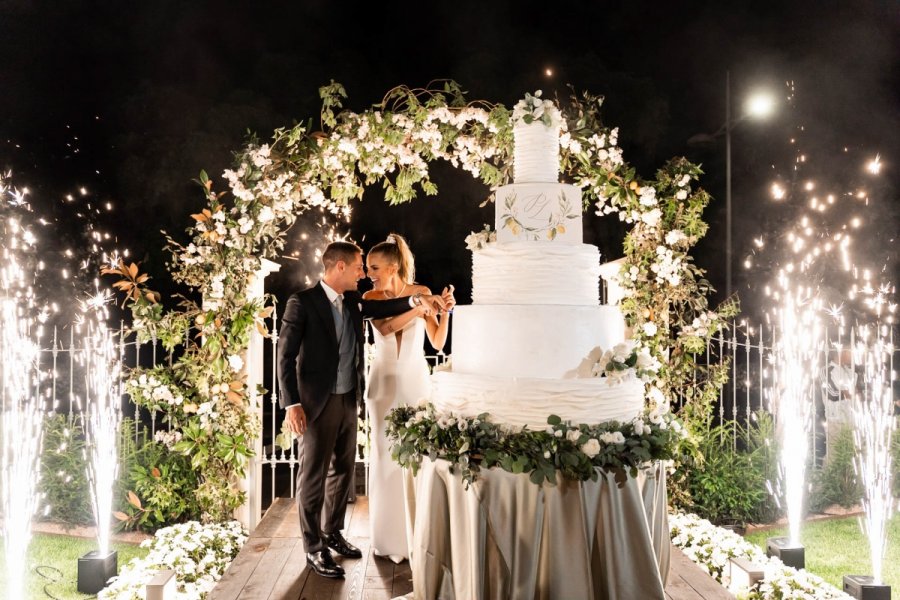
[363,233,454,563]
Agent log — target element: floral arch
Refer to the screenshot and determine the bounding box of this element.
[107,80,735,520]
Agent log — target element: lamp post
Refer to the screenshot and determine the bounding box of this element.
[690,72,776,299]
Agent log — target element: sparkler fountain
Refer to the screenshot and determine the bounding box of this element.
[1,182,45,600]
[77,294,123,594]
[843,323,894,599]
[749,83,896,593]
[764,274,822,569]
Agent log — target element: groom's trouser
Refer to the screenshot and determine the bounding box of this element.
[297,389,357,553]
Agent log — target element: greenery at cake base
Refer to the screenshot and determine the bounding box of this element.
[385,402,683,486]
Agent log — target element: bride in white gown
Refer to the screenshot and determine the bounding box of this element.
[363,233,454,563]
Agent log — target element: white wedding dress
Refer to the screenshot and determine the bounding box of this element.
[365,317,431,563]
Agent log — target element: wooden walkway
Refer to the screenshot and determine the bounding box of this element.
[209,497,734,600]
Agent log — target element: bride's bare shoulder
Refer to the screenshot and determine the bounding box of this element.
[363,290,387,300]
[410,284,431,295]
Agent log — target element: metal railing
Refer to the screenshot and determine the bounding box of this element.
[29,317,898,519]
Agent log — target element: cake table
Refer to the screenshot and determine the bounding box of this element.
[401,461,669,600]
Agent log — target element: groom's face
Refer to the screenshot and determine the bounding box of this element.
[338,252,365,292]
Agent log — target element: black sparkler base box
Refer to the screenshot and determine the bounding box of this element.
[765,536,805,570]
[77,550,118,594]
[843,575,891,600]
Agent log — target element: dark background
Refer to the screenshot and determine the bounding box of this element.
[2,0,898,323]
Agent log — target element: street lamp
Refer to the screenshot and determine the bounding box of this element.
[689,71,777,299]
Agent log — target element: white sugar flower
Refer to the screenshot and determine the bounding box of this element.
[611,341,634,363]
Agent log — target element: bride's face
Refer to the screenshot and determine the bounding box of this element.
[366,253,398,290]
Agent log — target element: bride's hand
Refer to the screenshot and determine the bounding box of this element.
[441,285,456,311]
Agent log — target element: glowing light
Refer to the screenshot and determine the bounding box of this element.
[745,92,776,118]
[545,68,553,77]
[771,183,786,200]
[866,155,882,175]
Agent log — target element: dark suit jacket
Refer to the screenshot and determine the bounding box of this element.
[276,282,411,422]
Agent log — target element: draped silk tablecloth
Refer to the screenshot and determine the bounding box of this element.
[401,460,669,600]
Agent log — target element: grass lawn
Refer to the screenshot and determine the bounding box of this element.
[0,533,148,599]
[744,515,900,590]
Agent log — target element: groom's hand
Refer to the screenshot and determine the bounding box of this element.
[287,405,307,436]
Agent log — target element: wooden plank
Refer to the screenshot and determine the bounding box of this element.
[266,541,311,600]
[238,537,298,599]
[208,537,272,600]
[664,573,705,600]
[391,562,413,597]
[253,497,295,538]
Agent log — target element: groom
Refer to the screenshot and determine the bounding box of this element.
[277,240,443,579]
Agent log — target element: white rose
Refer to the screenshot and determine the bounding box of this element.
[642,322,658,337]
[581,438,601,458]
[566,429,582,443]
[611,341,633,363]
[227,354,244,372]
[665,230,687,246]
[675,189,688,200]
[554,429,563,438]
[641,208,662,227]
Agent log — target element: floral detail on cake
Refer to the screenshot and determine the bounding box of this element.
[511,90,563,128]
[464,225,497,251]
[499,189,579,240]
[591,341,661,384]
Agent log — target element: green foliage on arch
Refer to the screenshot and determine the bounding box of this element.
[106,81,735,521]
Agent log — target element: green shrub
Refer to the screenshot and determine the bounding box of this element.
[810,424,861,511]
[687,415,773,525]
[38,413,92,526]
[116,428,202,531]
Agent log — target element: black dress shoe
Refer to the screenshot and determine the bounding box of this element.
[306,549,345,578]
[323,531,363,558]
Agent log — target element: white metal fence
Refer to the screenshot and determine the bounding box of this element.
[33,317,898,522]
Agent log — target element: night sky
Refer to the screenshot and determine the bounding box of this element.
[2,0,898,321]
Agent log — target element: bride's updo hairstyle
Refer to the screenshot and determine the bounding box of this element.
[370,233,415,285]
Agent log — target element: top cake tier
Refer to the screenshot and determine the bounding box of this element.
[513,121,560,183]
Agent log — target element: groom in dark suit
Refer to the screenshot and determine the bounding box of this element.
[277,241,441,578]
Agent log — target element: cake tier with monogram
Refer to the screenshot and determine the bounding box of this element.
[431,92,645,429]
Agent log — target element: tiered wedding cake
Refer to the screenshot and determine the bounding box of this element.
[431,96,645,429]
